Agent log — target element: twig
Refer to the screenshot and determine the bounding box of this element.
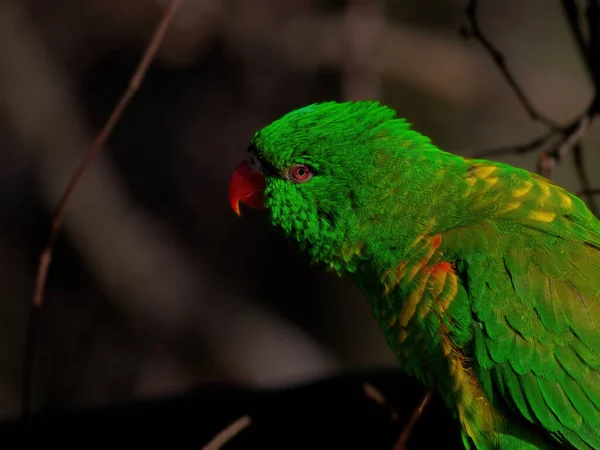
[393,387,434,450]
[363,383,434,449]
[464,0,599,215]
[22,0,183,420]
[463,0,560,130]
[203,415,252,450]
[578,188,600,196]
[363,382,399,421]
[472,130,556,158]
[537,115,591,178]
[562,0,591,73]
[586,0,600,86]
[31,0,183,309]
[572,143,600,215]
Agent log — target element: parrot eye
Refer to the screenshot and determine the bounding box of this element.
[287,164,313,183]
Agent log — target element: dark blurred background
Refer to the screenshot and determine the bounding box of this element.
[0,0,598,423]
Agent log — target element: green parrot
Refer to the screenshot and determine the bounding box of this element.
[228,101,600,449]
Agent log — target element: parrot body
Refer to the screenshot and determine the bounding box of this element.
[228,101,600,449]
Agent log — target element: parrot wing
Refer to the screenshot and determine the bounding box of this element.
[457,164,600,449]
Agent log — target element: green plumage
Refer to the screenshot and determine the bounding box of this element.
[237,101,600,449]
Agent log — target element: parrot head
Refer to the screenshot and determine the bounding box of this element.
[228,101,450,271]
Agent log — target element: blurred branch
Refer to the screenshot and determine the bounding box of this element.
[363,381,433,450]
[537,116,591,177]
[463,0,599,215]
[572,144,597,206]
[578,189,600,196]
[203,415,252,450]
[588,1,600,84]
[0,369,461,449]
[463,0,560,129]
[31,0,183,310]
[393,387,434,450]
[23,0,183,420]
[562,0,590,72]
[472,130,557,158]
[0,0,339,419]
[363,383,399,421]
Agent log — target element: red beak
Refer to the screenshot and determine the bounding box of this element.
[229,159,267,216]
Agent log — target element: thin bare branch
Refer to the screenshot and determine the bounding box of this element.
[363,382,399,421]
[562,0,591,73]
[466,0,599,203]
[537,115,591,177]
[22,0,183,419]
[587,0,599,81]
[578,188,600,196]
[203,415,252,450]
[572,144,599,215]
[472,130,556,159]
[464,0,560,130]
[31,0,183,310]
[393,387,434,450]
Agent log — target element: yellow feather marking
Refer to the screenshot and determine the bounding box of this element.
[463,177,477,198]
[393,224,439,288]
[440,333,499,445]
[404,261,423,285]
[557,191,573,209]
[398,329,409,344]
[538,182,551,204]
[512,181,533,198]
[483,177,499,189]
[425,253,500,444]
[529,210,556,222]
[437,270,459,313]
[418,305,431,321]
[399,271,431,327]
[418,268,447,319]
[383,261,407,294]
[404,238,438,284]
[472,195,503,214]
[499,201,521,214]
[473,165,496,179]
[408,218,437,251]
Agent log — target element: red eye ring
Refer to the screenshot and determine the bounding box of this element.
[289,164,312,183]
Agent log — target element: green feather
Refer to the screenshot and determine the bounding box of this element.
[537,377,580,430]
[508,334,534,376]
[497,366,536,424]
[562,376,600,428]
[521,372,562,432]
